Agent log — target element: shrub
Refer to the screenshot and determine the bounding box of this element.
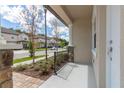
[28,64,34,69]
[42,62,51,75]
[34,65,41,71]
[14,56,55,75]
[50,61,54,69]
[47,58,54,69]
[13,64,27,71]
[55,52,69,65]
[56,53,64,66]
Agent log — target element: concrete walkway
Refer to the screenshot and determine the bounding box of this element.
[13,55,53,67]
[39,62,96,88]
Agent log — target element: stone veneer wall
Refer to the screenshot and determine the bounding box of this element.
[68,46,74,62]
[0,50,13,88]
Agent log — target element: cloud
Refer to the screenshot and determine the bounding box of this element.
[0,5,24,23]
[0,5,45,33]
[51,26,68,35]
[60,27,69,41]
[60,34,69,41]
[58,26,69,33]
[0,5,69,41]
[46,10,56,28]
[46,10,69,41]
[50,26,69,41]
[0,5,44,23]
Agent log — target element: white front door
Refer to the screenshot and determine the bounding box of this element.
[106,5,120,88]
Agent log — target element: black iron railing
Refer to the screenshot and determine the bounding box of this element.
[54,50,69,75]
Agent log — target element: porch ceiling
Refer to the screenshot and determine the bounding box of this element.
[61,5,93,21]
[48,5,92,26]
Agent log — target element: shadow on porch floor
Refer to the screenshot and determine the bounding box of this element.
[39,62,97,88]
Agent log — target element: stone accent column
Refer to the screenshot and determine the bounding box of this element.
[68,24,74,62]
[0,50,13,88]
[68,46,74,62]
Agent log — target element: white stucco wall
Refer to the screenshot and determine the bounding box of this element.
[92,6,106,88]
[120,5,124,88]
[2,33,18,44]
[72,19,92,64]
[18,33,29,41]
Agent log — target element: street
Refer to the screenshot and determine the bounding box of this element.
[14,48,66,59]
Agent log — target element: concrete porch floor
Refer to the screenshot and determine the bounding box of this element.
[39,62,97,88]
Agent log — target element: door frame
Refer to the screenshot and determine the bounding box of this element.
[106,5,120,88]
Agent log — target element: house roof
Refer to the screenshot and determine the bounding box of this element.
[33,34,51,40]
[1,27,19,35]
[1,27,60,41]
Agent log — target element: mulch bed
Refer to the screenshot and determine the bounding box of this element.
[19,68,54,80]
[14,62,67,81]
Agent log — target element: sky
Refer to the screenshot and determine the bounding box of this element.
[0,5,69,41]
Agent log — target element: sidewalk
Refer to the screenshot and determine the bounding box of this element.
[13,54,53,67]
[13,49,66,67]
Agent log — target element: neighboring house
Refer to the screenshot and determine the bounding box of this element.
[34,35,45,48]
[34,35,54,48]
[0,30,6,44]
[18,32,29,49]
[1,27,23,49]
[49,38,56,47]
[1,27,56,49]
[47,37,54,48]
[1,28,19,44]
[48,5,124,88]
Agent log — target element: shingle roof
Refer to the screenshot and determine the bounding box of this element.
[1,27,19,35]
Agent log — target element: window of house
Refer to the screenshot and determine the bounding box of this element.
[92,17,96,51]
[24,38,27,40]
[11,36,14,39]
[94,33,96,49]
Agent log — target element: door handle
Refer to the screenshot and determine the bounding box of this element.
[110,47,113,52]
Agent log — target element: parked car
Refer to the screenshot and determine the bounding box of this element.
[51,47,56,50]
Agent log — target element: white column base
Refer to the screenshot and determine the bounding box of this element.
[68,45,74,47]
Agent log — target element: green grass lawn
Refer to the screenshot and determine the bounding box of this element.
[13,55,45,64]
[35,48,50,51]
